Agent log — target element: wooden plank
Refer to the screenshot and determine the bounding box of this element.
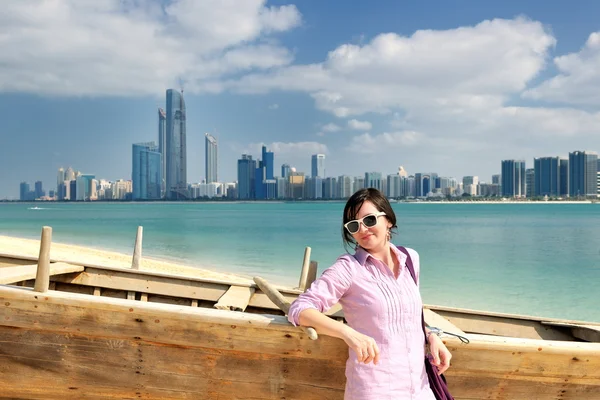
[428,303,600,328]
[140,292,148,302]
[51,268,230,302]
[93,287,101,296]
[0,328,346,400]
[127,291,136,300]
[433,309,576,341]
[542,321,600,343]
[0,262,84,285]
[423,308,466,337]
[214,286,255,312]
[0,285,348,360]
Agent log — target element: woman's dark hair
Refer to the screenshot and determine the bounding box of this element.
[342,188,397,250]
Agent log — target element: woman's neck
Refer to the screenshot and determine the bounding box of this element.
[365,243,394,268]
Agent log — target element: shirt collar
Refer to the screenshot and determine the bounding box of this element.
[354,243,407,267]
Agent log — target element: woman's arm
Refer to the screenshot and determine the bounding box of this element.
[298,308,380,365]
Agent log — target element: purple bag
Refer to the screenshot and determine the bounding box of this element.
[398,246,454,400]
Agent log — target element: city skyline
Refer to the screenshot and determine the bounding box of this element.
[4,1,600,199]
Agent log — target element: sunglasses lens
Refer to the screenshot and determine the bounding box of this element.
[363,215,378,227]
[346,221,359,233]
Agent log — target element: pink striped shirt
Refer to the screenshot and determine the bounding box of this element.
[288,244,435,400]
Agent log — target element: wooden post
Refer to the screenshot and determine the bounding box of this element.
[297,247,312,291]
[34,226,52,293]
[132,226,143,270]
[254,276,318,340]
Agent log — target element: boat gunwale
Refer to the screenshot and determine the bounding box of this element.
[1,283,599,354]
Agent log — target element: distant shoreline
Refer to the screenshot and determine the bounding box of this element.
[0,199,597,204]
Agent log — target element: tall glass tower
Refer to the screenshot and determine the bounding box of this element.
[158,108,167,197]
[205,133,218,184]
[501,160,526,197]
[569,151,598,197]
[165,89,188,200]
[237,154,256,199]
[311,154,325,178]
[132,142,162,200]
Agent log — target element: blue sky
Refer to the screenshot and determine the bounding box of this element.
[2,0,600,199]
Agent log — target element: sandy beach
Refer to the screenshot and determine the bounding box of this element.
[0,234,254,285]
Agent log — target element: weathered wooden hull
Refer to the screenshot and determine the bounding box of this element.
[1,283,599,400]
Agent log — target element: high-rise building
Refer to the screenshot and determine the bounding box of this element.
[34,181,44,199]
[414,173,437,197]
[281,164,292,179]
[237,154,256,199]
[76,175,95,201]
[261,146,274,180]
[534,157,561,197]
[205,133,218,184]
[501,160,526,197]
[65,167,76,181]
[365,172,383,191]
[165,89,188,200]
[132,142,162,200]
[525,168,535,198]
[569,151,598,197]
[559,158,569,196]
[311,154,325,178]
[492,174,501,185]
[337,176,354,198]
[19,182,30,201]
[158,107,167,197]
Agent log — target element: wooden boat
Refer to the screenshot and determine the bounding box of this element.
[0,230,599,399]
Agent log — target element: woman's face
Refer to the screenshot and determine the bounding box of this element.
[349,200,391,251]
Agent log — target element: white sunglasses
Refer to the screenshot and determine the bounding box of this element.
[344,212,386,234]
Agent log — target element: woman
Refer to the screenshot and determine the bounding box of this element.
[288,188,451,400]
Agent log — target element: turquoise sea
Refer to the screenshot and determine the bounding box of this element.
[0,202,599,322]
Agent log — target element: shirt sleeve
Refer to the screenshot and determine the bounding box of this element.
[287,255,355,327]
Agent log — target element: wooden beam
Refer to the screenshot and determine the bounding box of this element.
[34,226,52,293]
[93,287,102,296]
[297,247,312,291]
[0,262,84,285]
[214,286,255,312]
[51,268,230,302]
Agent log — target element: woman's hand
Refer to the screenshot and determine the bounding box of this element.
[341,325,380,365]
[428,334,452,374]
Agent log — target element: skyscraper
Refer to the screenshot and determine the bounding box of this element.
[19,182,30,201]
[158,107,167,197]
[165,89,188,200]
[311,154,325,178]
[34,181,44,199]
[261,145,274,180]
[237,154,256,200]
[205,133,218,184]
[569,151,598,197]
[132,142,162,200]
[501,160,526,197]
[281,164,292,179]
[533,157,560,197]
[364,172,383,191]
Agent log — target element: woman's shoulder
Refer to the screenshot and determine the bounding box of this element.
[395,245,419,258]
[320,253,359,282]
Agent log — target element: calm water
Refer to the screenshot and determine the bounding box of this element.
[1,202,599,322]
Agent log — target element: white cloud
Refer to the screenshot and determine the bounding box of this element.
[347,131,422,153]
[228,18,555,116]
[268,103,279,110]
[348,119,372,130]
[322,123,342,132]
[0,0,301,96]
[523,32,600,105]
